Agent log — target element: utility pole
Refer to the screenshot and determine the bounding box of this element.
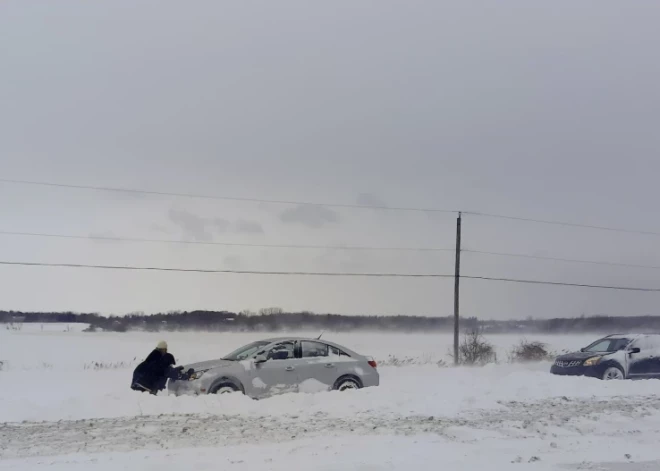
[453,211,462,365]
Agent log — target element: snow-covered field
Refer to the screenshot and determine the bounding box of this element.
[2,324,660,470]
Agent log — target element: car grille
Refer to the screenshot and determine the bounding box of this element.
[554,360,582,368]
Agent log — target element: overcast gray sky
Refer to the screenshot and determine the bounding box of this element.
[1,1,660,319]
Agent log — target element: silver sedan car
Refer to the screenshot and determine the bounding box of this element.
[168,337,379,398]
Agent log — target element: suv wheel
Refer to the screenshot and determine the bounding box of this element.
[602,366,624,380]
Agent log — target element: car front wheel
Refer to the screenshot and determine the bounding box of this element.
[602,366,624,380]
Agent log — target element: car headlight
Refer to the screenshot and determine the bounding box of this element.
[189,369,210,380]
[583,356,602,366]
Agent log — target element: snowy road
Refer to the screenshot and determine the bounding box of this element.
[3,395,660,465]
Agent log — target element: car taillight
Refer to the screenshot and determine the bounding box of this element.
[367,357,377,368]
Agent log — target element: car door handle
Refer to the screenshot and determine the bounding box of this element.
[285,366,295,371]
[325,363,335,368]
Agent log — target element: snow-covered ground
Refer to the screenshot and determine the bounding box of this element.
[0,323,589,370]
[2,324,660,470]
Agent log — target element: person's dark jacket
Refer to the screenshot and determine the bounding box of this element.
[131,350,176,393]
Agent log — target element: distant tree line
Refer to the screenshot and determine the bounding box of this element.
[3,309,660,334]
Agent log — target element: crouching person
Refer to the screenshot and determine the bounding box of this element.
[131,341,177,395]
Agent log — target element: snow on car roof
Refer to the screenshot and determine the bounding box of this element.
[604,333,650,339]
[261,336,338,343]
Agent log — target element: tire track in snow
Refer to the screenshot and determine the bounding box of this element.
[2,395,659,459]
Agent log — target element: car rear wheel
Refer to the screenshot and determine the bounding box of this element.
[334,377,361,391]
[602,366,624,380]
[211,382,240,394]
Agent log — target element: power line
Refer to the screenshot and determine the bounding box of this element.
[464,249,660,271]
[5,231,658,269]
[462,275,660,292]
[4,178,660,236]
[1,259,660,291]
[465,211,660,238]
[0,260,449,278]
[0,179,457,214]
[0,230,455,253]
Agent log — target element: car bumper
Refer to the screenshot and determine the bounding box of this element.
[550,365,601,378]
[361,369,380,388]
[167,378,204,396]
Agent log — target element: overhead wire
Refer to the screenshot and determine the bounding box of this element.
[5,178,660,285]
[464,249,660,271]
[4,178,660,236]
[0,179,457,214]
[2,260,660,292]
[461,275,660,292]
[0,260,449,278]
[464,211,660,237]
[3,229,655,270]
[2,230,657,270]
[0,230,454,253]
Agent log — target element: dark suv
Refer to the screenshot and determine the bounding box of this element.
[550,334,660,380]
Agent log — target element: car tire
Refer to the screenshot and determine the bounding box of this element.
[333,376,362,392]
[210,382,241,395]
[602,366,624,380]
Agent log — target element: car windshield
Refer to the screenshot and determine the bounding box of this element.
[583,338,630,353]
[222,341,271,361]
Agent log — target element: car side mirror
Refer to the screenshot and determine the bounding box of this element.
[628,347,641,355]
[254,353,268,363]
[580,348,585,352]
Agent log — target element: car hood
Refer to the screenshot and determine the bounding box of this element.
[556,351,611,361]
[184,359,236,371]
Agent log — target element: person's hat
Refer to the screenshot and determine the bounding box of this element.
[156,341,168,350]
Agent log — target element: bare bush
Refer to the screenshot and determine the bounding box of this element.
[84,359,138,370]
[454,330,496,366]
[379,354,447,367]
[508,340,552,363]
[379,355,416,367]
[259,307,284,316]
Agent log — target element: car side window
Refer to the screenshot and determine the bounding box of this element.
[330,346,350,357]
[301,341,329,358]
[633,336,660,351]
[646,336,660,349]
[630,337,649,351]
[266,342,296,360]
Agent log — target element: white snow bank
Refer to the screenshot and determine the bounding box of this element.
[2,363,660,423]
[298,378,330,393]
[2,327,656,424]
